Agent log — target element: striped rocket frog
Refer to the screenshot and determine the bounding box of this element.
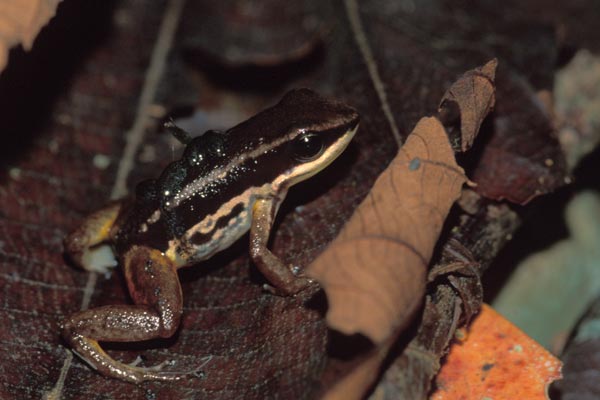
[61,88,359,383]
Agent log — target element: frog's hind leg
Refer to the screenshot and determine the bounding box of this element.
[62,246,196,383]
[64,201,123,274]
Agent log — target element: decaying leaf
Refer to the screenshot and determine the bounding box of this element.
[431,304,562,400]
[320,335,396,400]
[439,59,497,151]
[308,116,468,400]
[0,0,62,71]
[307,116,467,344]
[0,0,578,398]
[306,59,497,399]
[470,69,568,204]
[373,202,520,400]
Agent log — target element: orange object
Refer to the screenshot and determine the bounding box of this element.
[431,304,562,400]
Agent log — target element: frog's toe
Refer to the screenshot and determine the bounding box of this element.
[141,358,175,371]
[80,244,118,274]
[125,355,174,370]
[68,336,201,384]
[126,355,144,368]
[290,266,316,285]
[131,368,187,383]
[262,276,314,296]
[124,356,212,382]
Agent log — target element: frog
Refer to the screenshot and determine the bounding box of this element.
[61,88,359,383]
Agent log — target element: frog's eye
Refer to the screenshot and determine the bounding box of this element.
[291,132,324,162]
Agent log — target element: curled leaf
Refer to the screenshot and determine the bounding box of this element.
[0,0,62,71]
[308,117,467,400]
[318,335,396,400]
[309,60,497,399]
[439,59,497,151]
[307,116,467,344]
[432,304,562,400]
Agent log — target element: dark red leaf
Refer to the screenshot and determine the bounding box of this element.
[471,68,568,204]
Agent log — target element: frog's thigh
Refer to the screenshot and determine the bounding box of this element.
[64,201,122,273]
[122,245,183,335]
[62,246,183,383]
[249,198,310,295]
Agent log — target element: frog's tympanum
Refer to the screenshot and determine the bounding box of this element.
[62,89,359,383]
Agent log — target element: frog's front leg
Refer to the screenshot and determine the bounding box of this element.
[249,198,312,295]
[64,201,122,274]
[62,246,188,383]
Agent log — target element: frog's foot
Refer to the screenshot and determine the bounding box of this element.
[69,335,189,383]
[127,357,177,372]
[70,335,212,384]
[140,358,175,371]
[128,355,212,376]
[68,336,211,383]
[261,273,315,296]
[290,266,317,289]
[250,199,318,296]
[64,202,122,272]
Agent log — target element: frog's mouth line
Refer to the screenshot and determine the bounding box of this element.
[274,124,359,190]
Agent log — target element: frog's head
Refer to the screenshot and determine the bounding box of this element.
[228,88,359,192]
[156,89,359,211]
[274,89,359,189]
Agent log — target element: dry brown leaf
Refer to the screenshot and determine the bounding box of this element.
[439,59,497,151]
[320,335,395,400]
[308,117,467,399]
[0,0,567,396]
[307,117,466,346]
[0,0,61,71]
[307,60,498,399]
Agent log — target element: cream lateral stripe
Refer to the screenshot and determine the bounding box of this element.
[168,135,292,209]
[47,1,187,397]
[168,126,356,261]
[166,184,265,262]
[273,126,358,188]
[344,0,403,147]
[182,185,261,239]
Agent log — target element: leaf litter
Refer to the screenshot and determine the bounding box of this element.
[0,0,578,399]
[308,60,496,400]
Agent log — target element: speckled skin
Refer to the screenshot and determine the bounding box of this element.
[61,89,359,383]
